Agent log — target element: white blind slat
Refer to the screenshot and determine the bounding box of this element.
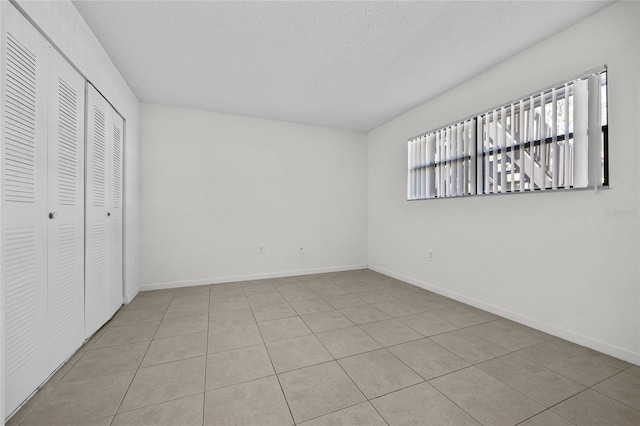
[540,91,547,191]
[551,88,559,190]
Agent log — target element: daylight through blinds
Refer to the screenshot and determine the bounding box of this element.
[407,69,607,200]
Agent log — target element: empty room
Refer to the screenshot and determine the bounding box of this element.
[1,0,639,425]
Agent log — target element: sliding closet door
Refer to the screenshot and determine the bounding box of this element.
[109,110,124,314]
[85,84,111,338]
[46,47,85,370]
[1,4,50,415]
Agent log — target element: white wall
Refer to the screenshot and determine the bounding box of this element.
[13,0,140,303]
[367,1,640,364]
[139,103,367,289]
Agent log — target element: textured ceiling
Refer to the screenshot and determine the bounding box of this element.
[72,0,612,132]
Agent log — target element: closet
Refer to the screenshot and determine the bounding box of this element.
[85,84,124,339]
[1,3,124,416]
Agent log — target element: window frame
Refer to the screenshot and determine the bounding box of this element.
[407,66,609,201]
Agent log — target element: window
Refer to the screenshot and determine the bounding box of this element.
[407,68,608,200]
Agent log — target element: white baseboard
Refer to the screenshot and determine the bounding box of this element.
[369,264,640,366]
[124,287,139,304]
[139,264,368,291]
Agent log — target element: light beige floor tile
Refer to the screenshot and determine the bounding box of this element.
[279,361,365,423]
[322,294,367,309]
[495,318,554,342]
[382,288,422,300]
[125,298,171,313]
[309,283,349,296]
[389,338,470,380]
[431,367,543,426]
[110,307,166,327]
[396,311,459,336]
[113,394,204,426]
[209,287,245,300]
[280,289,318,302]
[301,310,354,333]
[338,349,423,399]
[155,313,208,338]
[290,298,334,315]
[126,293,172,312]
[411,294,458,311]
[204,376,293,426]
[141,331,207,367]
[74,416,115,426]
[248,292,287,307]
[274,282,308,292]
[208,323,263,353]
[258,316,312,343]
[21,372,134,426]
[519,410,577,426]
[593,371,640,410]
[82,325,109,350]
[428,304,498,327]
[478,353,585,407]
[430,329,510,364]
[164,300,209,319]
[371,382,481,426]
[360,319,423,347]
[93,321,159,349]
[517,341,622,386]
[298,402,386,426]
[354,290,394,304]
[252,302,297,322]
[172,289,210,305]
[243,283,279,296]
[550,339,630,370]
[467,320,546,351]
[316,326,382,359]
[338,281,372,293]
[267,335,333,373]
[209,307,255,328]
[209,296,249,312]
[372,300,426,317]
[62,342,148,383]
[552,389,640,426]
[339,305,391,325]
[625,365,640,378]
[120,357,206,411]
[206,345,274,390]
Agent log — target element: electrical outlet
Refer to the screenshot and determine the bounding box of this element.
[258,245,265,254]
[428,251,434,262]
[299,246,304,254]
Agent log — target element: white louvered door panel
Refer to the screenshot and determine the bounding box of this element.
[46,47,85,371]
[108,110,124,315]
[85,84,111,339]
[1,4,50,416]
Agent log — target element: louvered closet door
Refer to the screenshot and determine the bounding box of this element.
[108,110,124,315]
[85,84,112,338]
[46,47,85,371]
[1,4,50,415]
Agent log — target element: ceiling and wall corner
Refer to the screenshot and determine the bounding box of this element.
[72,0,613,132]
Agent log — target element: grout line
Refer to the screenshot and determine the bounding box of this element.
[110,288,176,423]
[246,287,297,425]
[201,284,211,426]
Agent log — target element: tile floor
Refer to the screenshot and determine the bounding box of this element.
[6,269,640,426]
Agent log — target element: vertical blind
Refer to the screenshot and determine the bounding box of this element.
[408,69,607,200]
